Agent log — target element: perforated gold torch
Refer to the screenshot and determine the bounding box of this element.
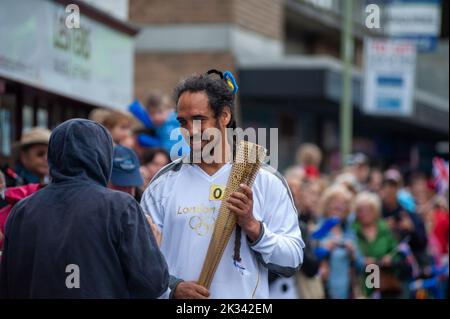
[197,141,266,289]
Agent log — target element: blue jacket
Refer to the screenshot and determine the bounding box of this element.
[0,119,169,298]
[318,219,364,299]
[155,111,189,156]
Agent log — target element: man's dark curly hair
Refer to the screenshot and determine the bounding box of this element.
[173,70,237,129]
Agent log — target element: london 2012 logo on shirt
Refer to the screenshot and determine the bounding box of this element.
[189,214,217,236]
[176,204,219,236]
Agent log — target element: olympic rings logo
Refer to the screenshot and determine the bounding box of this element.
[189,215,217,236]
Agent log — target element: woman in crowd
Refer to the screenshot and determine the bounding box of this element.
[352,192,404,298]
[316,185,364,299]
[139,148,170,189]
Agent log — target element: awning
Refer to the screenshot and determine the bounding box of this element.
[238,56,449,135]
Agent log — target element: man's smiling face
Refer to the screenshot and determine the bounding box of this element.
[177,91,229,157]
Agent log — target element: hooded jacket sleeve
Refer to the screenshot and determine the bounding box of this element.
[117,200,169,298]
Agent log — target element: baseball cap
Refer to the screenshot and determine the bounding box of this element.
[111,145,143,187]
[384,169,403,185]
[345,153,369,166]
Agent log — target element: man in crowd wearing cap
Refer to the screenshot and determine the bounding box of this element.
[345,152,371,191]
[108,145,162,246]
[381,169,428,270]
[0,128,51,245]
[108,145,144,198]
[0,119,168,298]
[1,127,51,187]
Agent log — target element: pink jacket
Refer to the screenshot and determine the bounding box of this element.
[0,184,41,249]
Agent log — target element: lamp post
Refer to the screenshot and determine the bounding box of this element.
[340,0,354,167]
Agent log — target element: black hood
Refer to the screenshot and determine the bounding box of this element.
[48,119,113,186]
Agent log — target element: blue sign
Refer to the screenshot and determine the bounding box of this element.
[384,0,442,53]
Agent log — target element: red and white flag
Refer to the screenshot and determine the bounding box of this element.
[433,157,449,195]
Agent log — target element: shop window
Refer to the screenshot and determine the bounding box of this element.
[22,105,34,133]
[0,93,16,159]
[0,108,11,156]
[37,108,48,128]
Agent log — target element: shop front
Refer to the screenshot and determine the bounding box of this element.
[0,0,137,164]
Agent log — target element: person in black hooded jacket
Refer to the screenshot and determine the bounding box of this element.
[0,119,169,298]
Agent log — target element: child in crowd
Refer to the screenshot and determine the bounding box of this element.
[102,110,135,148]
[145,93,186,156]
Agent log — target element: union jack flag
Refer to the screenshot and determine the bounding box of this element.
[433,157,449,195]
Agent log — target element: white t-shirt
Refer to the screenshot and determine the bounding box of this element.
[141,160,304,299]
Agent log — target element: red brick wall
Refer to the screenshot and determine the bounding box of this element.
[129,0,284,40]
[129,0,233,24]
[233,0,283,40]
[134,52,236,102]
